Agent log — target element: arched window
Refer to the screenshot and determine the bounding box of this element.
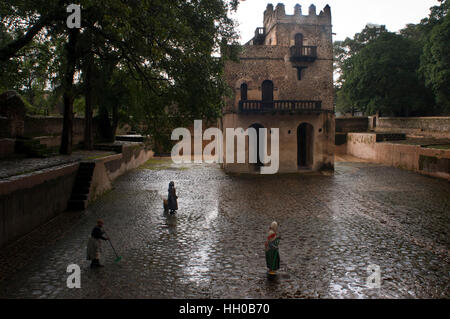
[240,83,248,101]
[261,80,274,109]
[295,33,304,47]
[261,80,273,101]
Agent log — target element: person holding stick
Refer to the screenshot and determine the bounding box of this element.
[87,219,109,268]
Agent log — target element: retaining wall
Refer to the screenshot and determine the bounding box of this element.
[344,133,450,180]
[375,117,450,138]
[0,143,154,248]
[89,144,154,202]
[0,163,79,248]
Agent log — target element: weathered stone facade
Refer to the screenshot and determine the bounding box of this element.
[221,3,335,173]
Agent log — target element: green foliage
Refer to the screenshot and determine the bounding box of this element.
[419,3,450,113]
[0,0,241,149]
[335,1,449,116]
[340,33,434,116]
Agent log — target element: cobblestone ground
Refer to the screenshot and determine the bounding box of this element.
[0,159,449,299]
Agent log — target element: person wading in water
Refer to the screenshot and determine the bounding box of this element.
[265,221,281,275]
[87,219,109,268]
[168,181,178,214]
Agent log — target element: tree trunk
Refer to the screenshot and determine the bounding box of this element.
[84,37,94,150]
[112,103,118,138]
[60,28,79,155]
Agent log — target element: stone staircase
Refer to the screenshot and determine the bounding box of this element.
[67,162,95,211]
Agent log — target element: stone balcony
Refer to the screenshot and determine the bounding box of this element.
[238,100,327,114]
[289,45,317,62]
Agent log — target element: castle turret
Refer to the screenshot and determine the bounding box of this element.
[294,4,302,16]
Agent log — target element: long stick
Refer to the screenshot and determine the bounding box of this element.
[104,231,121,261]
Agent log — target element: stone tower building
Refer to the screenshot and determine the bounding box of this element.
[220,3,335,173]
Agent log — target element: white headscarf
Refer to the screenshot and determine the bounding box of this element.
[268,221,278,238]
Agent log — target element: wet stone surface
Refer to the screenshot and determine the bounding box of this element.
[0,161,449,298]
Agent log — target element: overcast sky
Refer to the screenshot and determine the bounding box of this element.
[232,0,440,42]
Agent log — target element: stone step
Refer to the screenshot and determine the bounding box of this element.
[74,181,91,189]
[67,200,87,211]
[72,186,90,195]
[70,194,88,201]
[75,175,92,182]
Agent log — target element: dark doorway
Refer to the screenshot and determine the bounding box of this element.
[295,33,304,47]
[261,80,274,109]
[297,123,313,168]
[240,83,248,101]
[249,123,264,167]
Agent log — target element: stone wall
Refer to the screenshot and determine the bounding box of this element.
[221,112,334,173]
[376,117,450,138]
[225,44,334,113]
[0,117,8,137]
[88,144,154,202]
[0,138,15,157]
[335,117,369,133]
[344,132,450,180]
[0,163,78,248]
[24,116,81,137]
[0,91,26,138]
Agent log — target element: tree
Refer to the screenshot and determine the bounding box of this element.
[339,33,434,116]
[419,1,450,113]
[334,25,389,114]
[1,0,241,154]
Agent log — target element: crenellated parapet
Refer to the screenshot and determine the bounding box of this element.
[264,3,332,31]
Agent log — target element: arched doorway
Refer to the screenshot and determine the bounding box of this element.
[240,83,248,101]
[249,123,265,167]
[261,80,274,109]
[297,123,313,168]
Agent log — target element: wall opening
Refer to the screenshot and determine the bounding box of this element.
[249,123,265,167]
[261,80,274,109]
[295,33,304,47]
[240,83,248,101]
[297,123,314,168]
